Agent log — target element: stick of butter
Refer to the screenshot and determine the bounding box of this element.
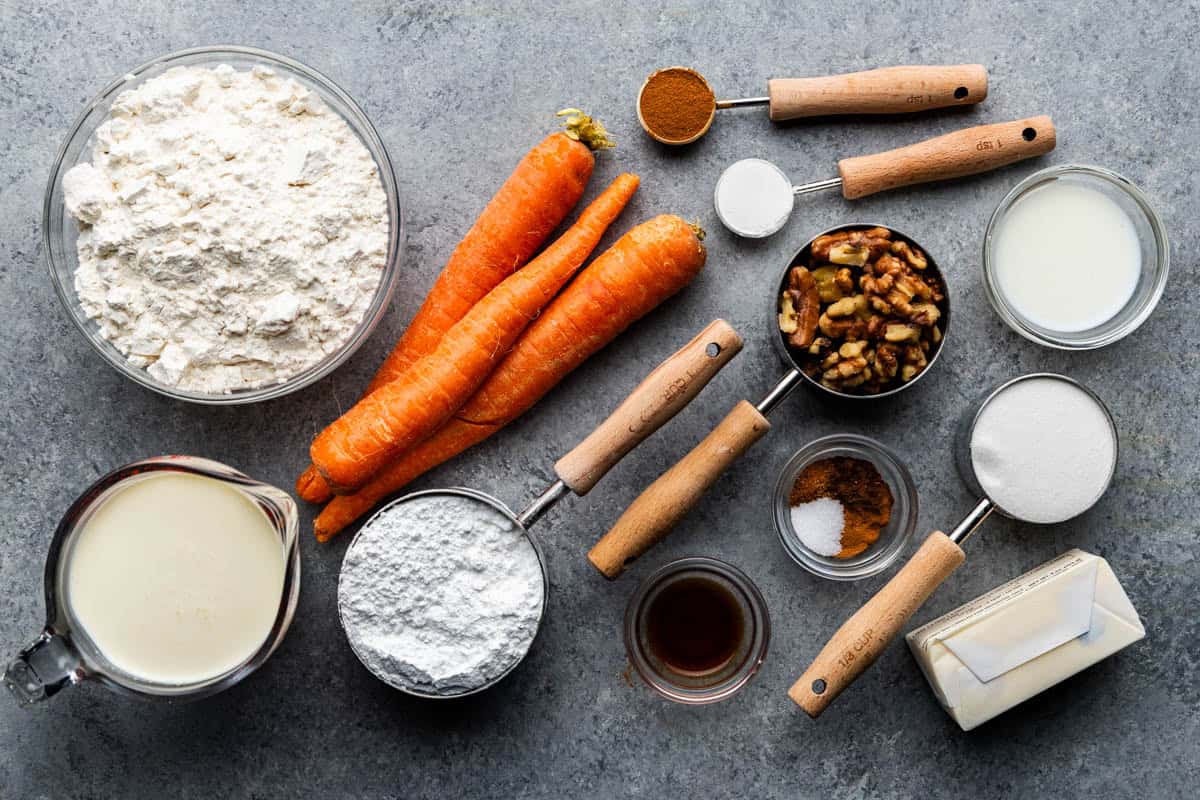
[905,549,1144,731]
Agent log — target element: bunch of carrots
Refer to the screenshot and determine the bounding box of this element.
[299,110,708,540]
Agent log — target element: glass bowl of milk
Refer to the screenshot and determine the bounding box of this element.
[5,457,300,705]
[983,165,1168,349]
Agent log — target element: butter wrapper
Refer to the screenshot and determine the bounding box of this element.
[905,549,1144,731]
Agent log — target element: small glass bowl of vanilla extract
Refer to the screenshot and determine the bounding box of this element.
[623,557,770,704]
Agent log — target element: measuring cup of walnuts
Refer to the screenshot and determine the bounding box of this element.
[776,223,950,398]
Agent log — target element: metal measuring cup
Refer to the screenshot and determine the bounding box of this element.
[587,223,950,578]
[789,373,1119,717]
[337,320,743,697]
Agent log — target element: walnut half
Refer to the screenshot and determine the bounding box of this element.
[779,267,820,349]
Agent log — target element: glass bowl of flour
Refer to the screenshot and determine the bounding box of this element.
[44,46,402,403]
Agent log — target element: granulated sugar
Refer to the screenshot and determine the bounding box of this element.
[970,377,1115,523]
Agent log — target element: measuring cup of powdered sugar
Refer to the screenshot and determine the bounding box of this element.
[790,373,1118,717]
[337,321,742,697]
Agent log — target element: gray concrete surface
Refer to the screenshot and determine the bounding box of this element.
[1,1,1196,797]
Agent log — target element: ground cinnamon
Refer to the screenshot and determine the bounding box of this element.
[789,456,893,559]
[638,68,714,143]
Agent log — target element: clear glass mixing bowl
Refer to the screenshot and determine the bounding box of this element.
[43,46,403,404]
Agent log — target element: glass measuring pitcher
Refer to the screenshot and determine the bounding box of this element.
[5,456,300,705]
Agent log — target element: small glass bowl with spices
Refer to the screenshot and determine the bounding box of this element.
[772,434,918,580]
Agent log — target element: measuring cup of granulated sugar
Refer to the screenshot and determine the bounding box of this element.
[713,115,1056,238]
[337,321,742,697]
[636,64,988,145]
[790,373,1118,718]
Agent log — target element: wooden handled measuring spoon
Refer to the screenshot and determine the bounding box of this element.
[716,116,1057,238]
[637,64,988,145]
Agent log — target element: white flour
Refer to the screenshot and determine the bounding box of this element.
[970,377,1116,523]
[338,493,544,695]
[63,64,389,393]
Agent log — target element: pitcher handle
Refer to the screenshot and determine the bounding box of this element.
[5,630,83,705]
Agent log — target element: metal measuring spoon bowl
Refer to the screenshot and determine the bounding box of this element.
[713,159,796,239]
[636,66,719,146]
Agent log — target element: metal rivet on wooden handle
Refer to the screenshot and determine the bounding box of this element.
[837,115,1056,200]
[768,64,988,121]
[554,320,743,496]
[788,531,966,717]
[586,400,770,579]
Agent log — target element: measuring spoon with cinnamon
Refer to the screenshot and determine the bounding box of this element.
[637,64,989,145]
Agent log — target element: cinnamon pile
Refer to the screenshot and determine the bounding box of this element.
[789,456,893,559]
[638,68,714,143]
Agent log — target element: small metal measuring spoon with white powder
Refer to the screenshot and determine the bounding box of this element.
[338,321,742,697]
[713,116,1057,239]
[791,373,1118,717]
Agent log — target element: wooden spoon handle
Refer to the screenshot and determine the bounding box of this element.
[767,64,987,121]
[587,400,770,578]
[837,115,1056,199]
[789,531,966,717]
[555,320,742,496]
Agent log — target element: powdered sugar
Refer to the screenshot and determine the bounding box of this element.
[338,493,545,695]
[63,64,389,393]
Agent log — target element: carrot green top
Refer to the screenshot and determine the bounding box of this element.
[557,108,615,151]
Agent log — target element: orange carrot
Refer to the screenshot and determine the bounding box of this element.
[314,214,706,540]
[314,419,501,540]
[295,465,334,504]
[310,174,641,492]
[295,113,613,502]
[369,124,607,391]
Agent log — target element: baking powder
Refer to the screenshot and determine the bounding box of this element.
[714,158,794,237]
[338,493,544,695]
[63,64,389,393]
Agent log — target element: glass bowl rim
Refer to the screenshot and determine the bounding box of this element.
[981,163,1169,351]
[623,556,770,705]
[772,433,919,581]
[43,44,404,404]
